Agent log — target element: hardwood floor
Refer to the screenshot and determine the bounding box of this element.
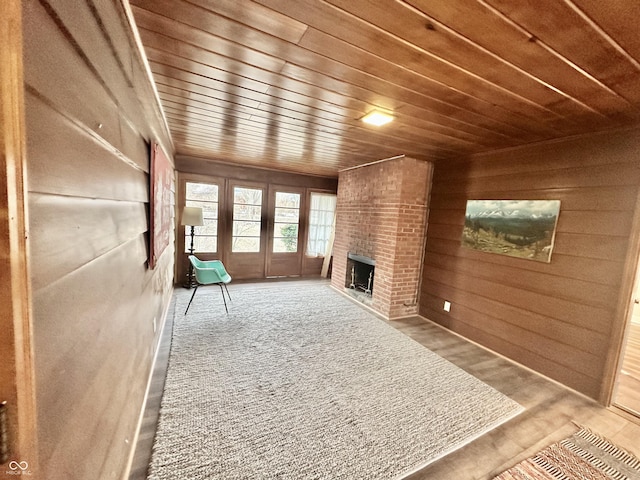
[394,316,640,479]
[128,295,176,480]
[129,280,640,480]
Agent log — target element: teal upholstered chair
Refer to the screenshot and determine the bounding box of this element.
[185,255,232,314]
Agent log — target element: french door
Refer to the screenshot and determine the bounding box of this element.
[225,181,268,279]
[266,186,305,277]
[178,175,329,281]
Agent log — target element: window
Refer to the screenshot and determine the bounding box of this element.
[232,187,263,252]
[184,182,218,253]
[273,192,301,253]
[307,193,337,257]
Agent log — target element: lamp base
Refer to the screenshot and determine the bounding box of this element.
[183,266,197,289]
[184,227,197,289]
[183,276,198,289]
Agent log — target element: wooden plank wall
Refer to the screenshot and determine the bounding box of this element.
[22,0,174,478]
[420,127,640,400]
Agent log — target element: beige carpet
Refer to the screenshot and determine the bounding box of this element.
[149,280,523,479]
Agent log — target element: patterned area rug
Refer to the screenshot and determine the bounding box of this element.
[148,281,523,480]
[494,427,640,479]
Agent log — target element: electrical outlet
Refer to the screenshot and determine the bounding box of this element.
[443,301,451,312]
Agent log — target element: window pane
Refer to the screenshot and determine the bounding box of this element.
[192,236,217,253]
[186,183,218,201]
[273,238,298,253]
[233,204,261,221]
[185,181,219,253]
[234,187,262,205]
[273,223,298,237]
[233,220,261,237]
[232,237,260,253]
[186,200,218,219]
[275,192,300,208]
[274,207,300,223]
[194,222,217,236]
[185,235,217,254]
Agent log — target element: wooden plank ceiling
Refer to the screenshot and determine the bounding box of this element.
[129,0,640,177]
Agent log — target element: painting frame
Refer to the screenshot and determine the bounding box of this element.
[149,142,173,269]
[461,200,561,263]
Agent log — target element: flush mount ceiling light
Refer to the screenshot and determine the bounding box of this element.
[361,110,394,127]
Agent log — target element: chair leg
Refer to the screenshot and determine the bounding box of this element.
[219,284,228,314]
[185,285,199,315]
[223,283,231,302]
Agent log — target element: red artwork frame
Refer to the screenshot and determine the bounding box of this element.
[149,142,173,269]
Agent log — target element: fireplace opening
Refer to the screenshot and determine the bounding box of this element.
[345,253,375,296]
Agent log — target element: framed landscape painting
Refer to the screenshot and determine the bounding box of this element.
[461,200,561,263]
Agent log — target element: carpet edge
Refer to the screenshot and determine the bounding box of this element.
[395,405,526,480]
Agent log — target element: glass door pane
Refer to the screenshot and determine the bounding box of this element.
[185,182,219,253]
[232,187,263,253]
[273,192,301,253]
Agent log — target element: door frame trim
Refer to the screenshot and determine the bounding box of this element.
[1,0,38,467]
[600,188,640,406]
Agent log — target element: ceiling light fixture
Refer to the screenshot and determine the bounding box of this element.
[361,110,394,127]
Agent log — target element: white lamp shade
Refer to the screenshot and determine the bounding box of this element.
[181,206,204,226]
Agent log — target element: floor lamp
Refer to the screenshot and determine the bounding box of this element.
[181,206,204,288]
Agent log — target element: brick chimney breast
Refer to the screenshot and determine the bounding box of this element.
[331,156,433,319]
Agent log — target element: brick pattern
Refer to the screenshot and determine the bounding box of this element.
[331,157,432,318]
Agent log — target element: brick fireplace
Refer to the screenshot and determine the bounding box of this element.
[331,156,432,319]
